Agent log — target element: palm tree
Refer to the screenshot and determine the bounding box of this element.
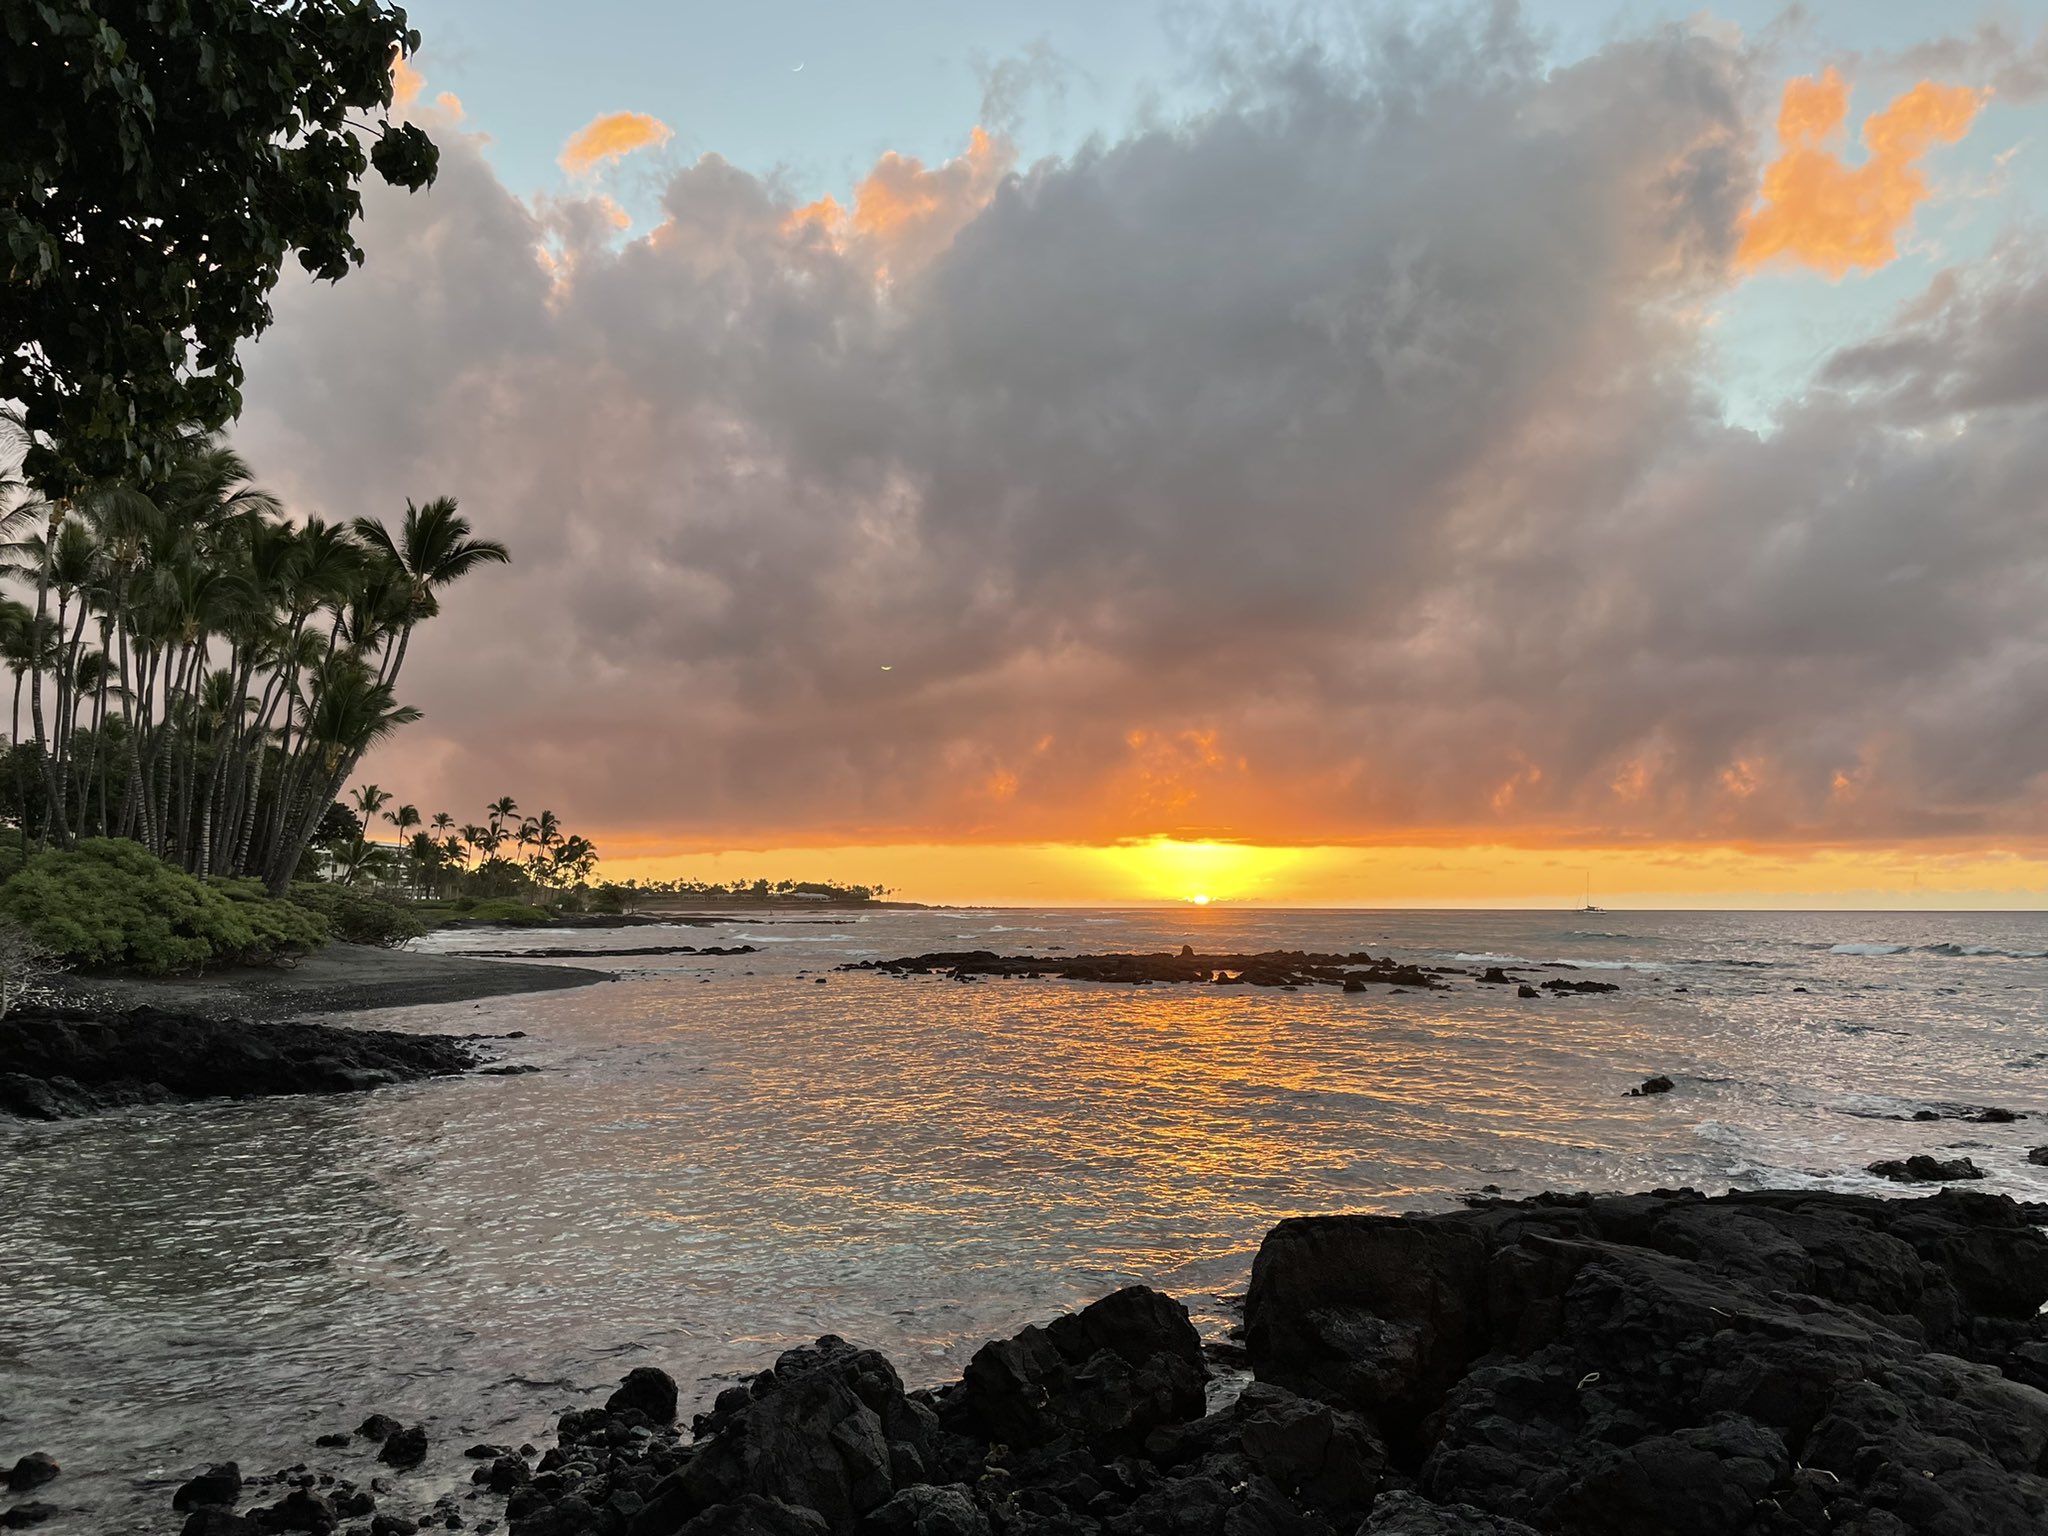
[351,497,509,691]
[351,783,393,822]
[384,802,422,893]
[0,435,507,890]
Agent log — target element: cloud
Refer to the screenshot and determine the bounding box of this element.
[1886,22,2048,104]
[234,13,2048,852]
[559,112,675,176]
[390,51,425,107]
[787,127,1015,279]
[389,52,461,122]
[1739,68,1984,277]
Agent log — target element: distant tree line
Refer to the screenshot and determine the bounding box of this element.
[320,786,597,899]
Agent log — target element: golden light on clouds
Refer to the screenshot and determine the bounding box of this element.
[388,52,461,119]
[391,53,425,107]
[786,127,1012,278]
[559,111,675,175]
[1739,69,1984,277]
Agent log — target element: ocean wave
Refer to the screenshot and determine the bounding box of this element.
[1826,940,2047,960]
[1451,952,1531,966]
[1918,942,2048,960]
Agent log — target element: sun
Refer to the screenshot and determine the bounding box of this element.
[1189,892,1212,906]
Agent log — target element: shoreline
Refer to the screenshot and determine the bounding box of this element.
[51,941,613,1022]
[26,1186,2047,1536]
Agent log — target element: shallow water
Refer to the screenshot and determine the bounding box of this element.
[4,906,2046,1531]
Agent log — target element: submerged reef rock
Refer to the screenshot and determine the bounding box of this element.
[840,949,1453,990]
[168,1189,2048,1536]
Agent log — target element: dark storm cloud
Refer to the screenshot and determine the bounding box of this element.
[231,9,2048,847]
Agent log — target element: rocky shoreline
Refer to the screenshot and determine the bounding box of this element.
[0,1003,514,1120]
[17,1187,2044,1536]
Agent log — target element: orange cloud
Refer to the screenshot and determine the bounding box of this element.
[786,127,1012,278]
[559,112,675,176]
[391,50,425,108]
[1739,69,1984,277]
[387,53,462,120]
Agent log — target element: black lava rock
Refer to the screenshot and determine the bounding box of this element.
[174,1462,243,1512]
[1868,1154,1985,1182]
[1246,1187,2048,1533]
[607,1366,681,1424]
[377,1426,429,1470]
[0,1006,479,1120]
[3,1457,57,1494]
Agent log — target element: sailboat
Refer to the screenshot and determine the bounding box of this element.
[1578,872,1605,914]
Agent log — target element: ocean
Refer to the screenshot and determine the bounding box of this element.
[4,906,2045,1531]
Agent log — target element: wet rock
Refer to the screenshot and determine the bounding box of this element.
[181,1511,258,1536]
[334,1488,376,1517]
[608,1366,681,1424]
[961,1285,1206,1453]
[378,1426,429,1470]
[357,1416,403,1443]
[252,1486,338,1532]
[1515,985,1539,999]
[670,1496,832,1536]
[514,1491,595,1535]
[2029,1146,2048,1166]
[1478,968,1514,985]
[0,1505,58,1530]
[1625,1076,1674,1097]
[1909,1104,2028,1123]
[316,1435,351,1449]
[1868,1154,1985,1182]
[1361,1492,1540,1534]
[857,1485,988,1536]
[1249,1187,2048,1533]
[0,1006,479,1119]
[175,1463,244,1511]
[640,1335,931,1535]
[1540,978,1619,994]
[842,949,1447,992]
[477,1457,530,1494]
[3,1457,57,1494]
[370,1516,419,1536]
[1147,1380,1385,1520]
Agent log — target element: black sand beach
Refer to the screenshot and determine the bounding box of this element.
[52,941,612,1021]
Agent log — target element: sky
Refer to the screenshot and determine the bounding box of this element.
[231,1,2048,907]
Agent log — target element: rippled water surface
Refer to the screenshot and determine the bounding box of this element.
[5,906,2048,1531]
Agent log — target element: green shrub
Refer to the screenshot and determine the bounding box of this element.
[456,898,553,925]
[286,882,427,948]
[0,838,329,973]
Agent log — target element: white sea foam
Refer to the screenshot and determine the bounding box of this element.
[1830,943,1909,956]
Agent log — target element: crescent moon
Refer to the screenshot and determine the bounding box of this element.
[793,62,805,73]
